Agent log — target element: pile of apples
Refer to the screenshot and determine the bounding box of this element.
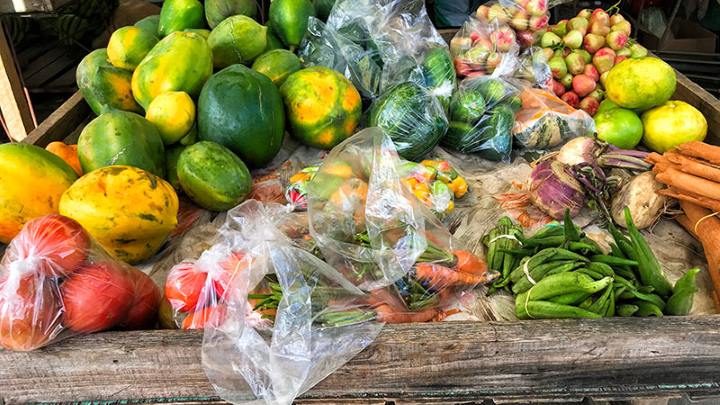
[451,20,518,77]
[476,0,550,49]
[540,8,649,115]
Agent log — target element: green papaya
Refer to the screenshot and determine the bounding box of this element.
[207,15,267,68]
[205,0,257,28]
[76,48,143,115]
[269,0,315,49]
[158,0,205,37]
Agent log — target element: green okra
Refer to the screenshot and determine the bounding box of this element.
[544,261,585,277]
[576,267,605,280]
[509,257,531,283]
[588,262,615,278]
[511,261,579,295]
[587,285,613,314]
[617,304,639,317]
[518,272,613,302]
[563,209,581,243]
[548,291,593,305]
[665,268,700,316]
[624,208,673,297]
[609,242,627,259]
[521,235,566,248]
[621,289,666,310]
[605,288,615,317]
[634,301,664,317]
[568,241,603,255]
[515,300,604,320]
[591,255,638,267]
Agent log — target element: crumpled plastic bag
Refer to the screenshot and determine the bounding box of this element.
[513,87,596,150]
[301,0,453,100]
[306,127,497,303]
[450,14,520,78]
[442,75,523,162]
[0,214,161,351]
[201,200,383,405]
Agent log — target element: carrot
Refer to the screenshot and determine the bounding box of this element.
[664,151,720,183]
[674,214,698,239]
[655,168,720,201]
[374,303,441,323]
[658,188,720,212]
[645,152,666,164]
[414,262,489,289]
[452,249,488,275]
[675,142,720,166]
[680,201,720,310]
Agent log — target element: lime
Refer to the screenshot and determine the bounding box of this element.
[594,108,643,149]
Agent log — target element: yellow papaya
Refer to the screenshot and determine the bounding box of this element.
[59,166,179,264]
[76,49,143,115]
[107,26,159,71]
[146,91,196,145]
[0,144,78,243]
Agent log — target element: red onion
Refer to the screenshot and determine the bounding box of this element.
[529,160,586,220]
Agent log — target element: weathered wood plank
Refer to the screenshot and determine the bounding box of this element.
[22,91,88,147]
[0,20,35,141]
[2,317,720,404]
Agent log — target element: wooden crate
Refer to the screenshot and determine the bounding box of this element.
[6,47,720,404]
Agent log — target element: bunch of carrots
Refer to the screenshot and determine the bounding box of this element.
[647,142,720,306]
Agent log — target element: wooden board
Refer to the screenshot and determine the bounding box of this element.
[2,317,720,404]
[0,20,35,141]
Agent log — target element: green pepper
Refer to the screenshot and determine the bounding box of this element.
[665,268,700,316]
[624,208,673,297]
[516,300,604,319]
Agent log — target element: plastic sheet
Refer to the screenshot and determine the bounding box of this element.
[300,0,451,100]
[200,200,383,405]
[513,87,595,150]
[0,215,161,351]
[450,15,520,78]
[306,127,497,296]
[442,76,522,162]
[475,0,551,49]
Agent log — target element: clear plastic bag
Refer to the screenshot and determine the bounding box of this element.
[164,208,319,330]
[306,127,497,297]
[200,200,383,405]
[301,0,452,100]
[475,0,551,49]
[450,15,520,78]
[442,76,522,162]
[0,215,161,351]
[513,87,596,150]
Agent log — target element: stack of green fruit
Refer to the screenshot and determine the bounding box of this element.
[485,210,699,319]
[540,7,648,116]
[442,77,521,161]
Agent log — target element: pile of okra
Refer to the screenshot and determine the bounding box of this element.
[483,209,699,319]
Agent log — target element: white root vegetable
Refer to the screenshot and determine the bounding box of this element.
[611,171,667,229]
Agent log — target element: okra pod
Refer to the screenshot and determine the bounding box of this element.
[576,267,605,280]
[563,209,581,243]
[609,242,627,259]
[617,304,639,317]
[521,235,566,248]
[509,257,531,283]
[520,273,612,302]
[587,285,613,314]
[548,291,593,305]
[624,208,673,297]
[634,301,664,317]
[591,255,638,267]
[515,300,604,320]
[553,248,591,262]
[544,261,584,277]
[665,268,700,316]
[512,261,580,295]
[624,290,666,310]
[604,287,615,317]
[568,241,602,255]
[588,262,616,278]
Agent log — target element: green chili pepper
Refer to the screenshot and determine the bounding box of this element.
[617,304,639,317]
[591,255,638,267]
[515,300,604,320]
[634,301,664,317]
[665,268,700,316]
[624,208,673,297]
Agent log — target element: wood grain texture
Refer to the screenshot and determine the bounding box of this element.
[0,21,35,141]
[22,91,88,147]
[2,317,720,404]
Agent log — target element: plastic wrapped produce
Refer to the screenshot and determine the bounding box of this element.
[368,81,449,162]
[0,215,161,351]
[450,15,520,78]
[475,0,551,49]
[442,76,522,161]
[301,0,454,101]
[306,127,497,298]
[513,87,595,150]
[199,200,383,405]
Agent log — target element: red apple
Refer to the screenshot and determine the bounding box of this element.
[583,64,600,81]
[592,47,616,73]
[551,79,566,96]
[590,8,610,26]
[579,96,600,116]
[572,74,597,97]
[561,91,580,108]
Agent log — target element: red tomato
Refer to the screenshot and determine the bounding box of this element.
[6,215,90,278]
[119,269,161,330]
[181,304,226,330]
[214,251,250,298]
[165,261,208,313]
[0,275,61,351]
[60,261,134,333]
